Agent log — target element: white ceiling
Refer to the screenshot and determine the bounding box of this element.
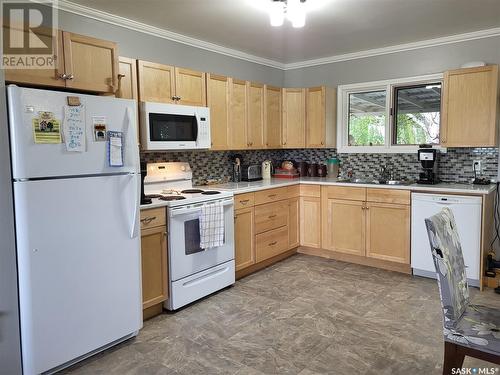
[67,0,500,64]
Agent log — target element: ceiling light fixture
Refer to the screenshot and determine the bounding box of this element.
[269,0,307,28]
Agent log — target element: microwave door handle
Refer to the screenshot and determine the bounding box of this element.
[194,112,199,144]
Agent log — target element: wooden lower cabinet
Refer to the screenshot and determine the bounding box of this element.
[317,186,411,273]
[300,196,321,248]
[234,207,255,271]
[256,226,289,262]
[235,188,300,277]
[365,202,410,264]
[140,208,168,319]
[140,225,168,309]
[288,197,300,249]
[254,200,289,233]
[322,198,365,256]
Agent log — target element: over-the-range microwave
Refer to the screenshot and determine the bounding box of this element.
[140,102,211,151]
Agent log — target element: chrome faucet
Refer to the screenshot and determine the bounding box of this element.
[380,165,393,182]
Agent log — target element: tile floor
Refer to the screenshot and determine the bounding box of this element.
[64,254,500,374]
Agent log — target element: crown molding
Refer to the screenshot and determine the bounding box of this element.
[54,1,500,72]
[55,0,286,70]
[283,27,500,70]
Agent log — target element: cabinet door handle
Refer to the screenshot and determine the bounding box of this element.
[268,214,277,219]
[59,73,67,80]
[268,241,277,246]
[66,74,74,80]
[141,216,157,224]
[118,73,126,79]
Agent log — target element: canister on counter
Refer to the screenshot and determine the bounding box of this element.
[327,158,340,178]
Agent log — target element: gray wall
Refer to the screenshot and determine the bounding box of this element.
[58,10,284,87]
[0,69,22,374]
[284,36,500,87]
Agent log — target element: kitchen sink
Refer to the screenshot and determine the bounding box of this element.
[337,178,412,186]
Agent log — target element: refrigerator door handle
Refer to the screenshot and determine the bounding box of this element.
[126,106,140,172]
[130,173,140,239]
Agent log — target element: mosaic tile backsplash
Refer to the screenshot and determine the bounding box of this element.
[141,148,499,185]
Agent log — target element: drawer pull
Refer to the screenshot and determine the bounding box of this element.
[268,214,277,219]
[268,241,277,246]
[141,216,156,224]
[268,194,277,198]
[239,199,250,204]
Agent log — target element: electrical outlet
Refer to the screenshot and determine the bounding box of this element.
[473,160,483,174]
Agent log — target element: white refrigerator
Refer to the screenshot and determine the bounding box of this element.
[7,86,143,374]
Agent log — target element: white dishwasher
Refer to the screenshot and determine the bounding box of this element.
[411,193,482,286]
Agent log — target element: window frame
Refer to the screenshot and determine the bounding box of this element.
[337,73,445,154]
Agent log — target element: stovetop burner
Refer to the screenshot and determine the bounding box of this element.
[145,194,163,199]
[181,189,204,194]
[159,196,187,201]
[201,191,221,195]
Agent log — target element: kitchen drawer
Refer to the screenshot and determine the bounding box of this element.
[255,226,289,262]
[366,188,410,205]
[254,201,289,234]
[140,208,166,229]
[300,184,321,197]
[234,192,255,210]
[254,187,289,205]
[322,185,366,201]
[287,185,300,198]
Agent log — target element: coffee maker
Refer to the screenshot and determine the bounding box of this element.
[417,148,439,184]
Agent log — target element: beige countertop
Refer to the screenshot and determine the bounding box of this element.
[204,177,497,195]
[140,178,496,210]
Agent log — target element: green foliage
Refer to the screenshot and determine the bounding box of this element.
[348,112,440,146]
[348,114,385,146]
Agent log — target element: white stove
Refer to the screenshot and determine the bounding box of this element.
[143,162,233,207]
[143,162,235,311]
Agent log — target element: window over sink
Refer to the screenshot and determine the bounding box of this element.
[338,74,444,153]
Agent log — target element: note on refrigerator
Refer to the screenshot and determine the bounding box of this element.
[63,105,86,152]
[108,131,124,167]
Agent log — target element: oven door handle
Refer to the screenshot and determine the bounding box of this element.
[169,199,233,217]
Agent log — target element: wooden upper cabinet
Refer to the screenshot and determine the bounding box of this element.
[5,29,118,93]
[117,57,140,143]
[174,67,206,106]
[441,65,499,147]
[229,78,248,150]
[137,60,175,103]
[282,88,306,148]
[4,29,65,88]
[306,86,337,148]
[207,74,229,150]
[365,202,410,264]
[117,57,138,100]
[265,85,282,149]
[62,31,118,93]
[247,82,265,149]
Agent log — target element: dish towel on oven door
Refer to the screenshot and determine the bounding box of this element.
[199,201,225,249]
